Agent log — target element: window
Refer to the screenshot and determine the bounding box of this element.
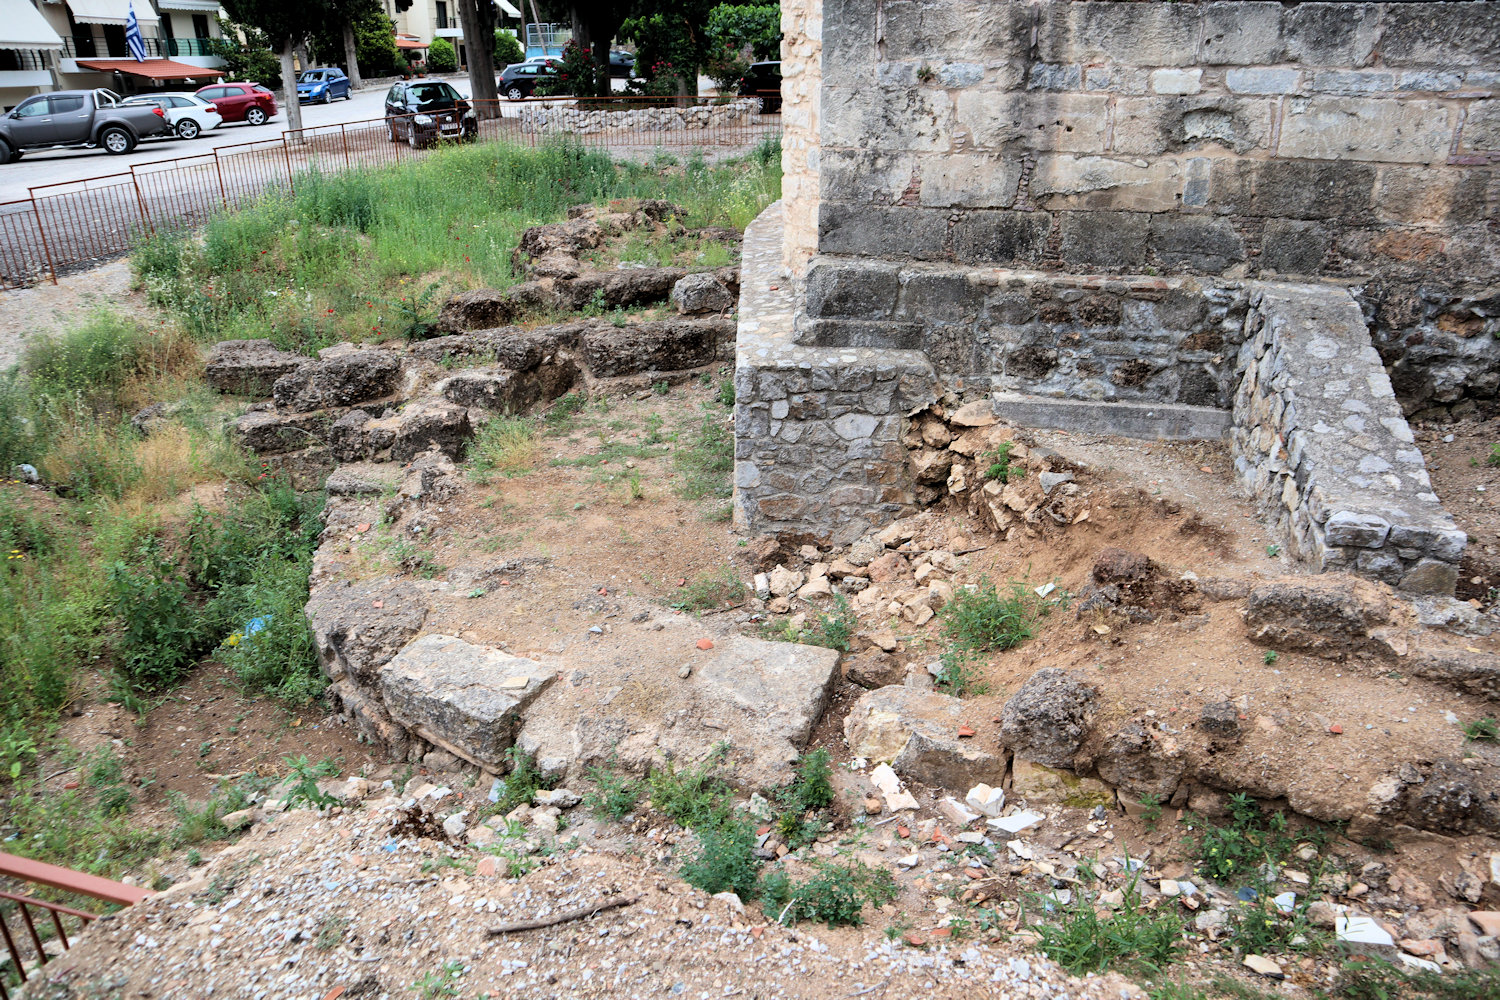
[192,14,210,39]
[435,1,448,29]
[199,87,225,100]
[14,98,50,118]
[51,96,84,114]
[253,85,273,94]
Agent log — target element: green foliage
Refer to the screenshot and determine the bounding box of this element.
[3,752,164,877]
[469,417,540,481]
[583,756,644,820]
[939,578,1049,655]
[1,723,37,781]
[493,29,524,67]
[783,749,834,812]
[770,861,898,927]
[622,0,721,90]
[671,563,746,611]
[1331,957,1500,1000]
[717,377,736,407]
[1263,649,1279,665]
[983,441,1023,484]
[1226,891,1321,956]
[675,405,734,510]
[412,960,466,998]
[488,746,555,816]
[1464,716,1499,742]
[310,5,402,78]
[207,17,282,89]
[537,40,595,98]
[1035,875,1186,977]
[1188,793,1318,884]
[680,817,761,898]
[1136,793,1163,829]
[426,37,458,73]
[648,742,736,831]
[392,281,443,340]
[707,4,781,60]
[109,539,208,691]
[1488,443,1500,468]
[282,755,341,810]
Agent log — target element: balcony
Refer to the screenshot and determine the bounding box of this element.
[60,35,217,60]
[0,49,51,73]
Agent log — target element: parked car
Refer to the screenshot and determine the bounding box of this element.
[383,79,477,147]
[608,50,635,78]
[194,82,278,126]
[121,92,222,139]
[738,60,781,113]
[297,68,352,104]
[0,88,169,162]
[499,62,561,100]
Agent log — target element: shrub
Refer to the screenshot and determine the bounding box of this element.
[680,818,761,898]
[583,756,644,820]
[1036,877,1186,977]
[493,29,523,67]
[771,861,898,927]
[648,742,735,830]
[1464,716,1498,742]
[939,578,1045,654]
[108,539,207,691]
[782,748,834,812]
[215,557,324,703]
[427,37,458,73]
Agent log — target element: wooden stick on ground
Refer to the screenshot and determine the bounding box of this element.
[485,895,639,937]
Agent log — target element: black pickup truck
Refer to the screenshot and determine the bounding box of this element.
[0,88,172,163]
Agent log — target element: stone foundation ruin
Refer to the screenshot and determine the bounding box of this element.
[734,0,1500,595]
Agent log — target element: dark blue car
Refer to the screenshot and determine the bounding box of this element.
[297,68,351,104]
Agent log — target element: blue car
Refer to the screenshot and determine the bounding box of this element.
[297,68,351,104]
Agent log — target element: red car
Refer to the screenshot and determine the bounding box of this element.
[194,82,278,126]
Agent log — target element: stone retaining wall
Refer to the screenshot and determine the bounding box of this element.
[801,260,1250,407]
[519,99,760,134]
[1231,283,1466,594]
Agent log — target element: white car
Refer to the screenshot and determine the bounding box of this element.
[120,92,223,140]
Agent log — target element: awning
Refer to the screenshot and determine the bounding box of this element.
[154,0,222,10]
[395,35,426,50]
[75,57,220,79]
[1,0,66,49]
[497,0,521,17]
[65,0,156,26]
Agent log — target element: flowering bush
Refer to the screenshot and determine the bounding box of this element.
[536,40,596,97]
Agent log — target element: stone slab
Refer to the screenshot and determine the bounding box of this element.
[989,392,1231,441]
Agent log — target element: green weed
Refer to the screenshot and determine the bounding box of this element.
[412,959,466,998]
[647,742,736,831]
[1463,716,1498,742]
[680,817,761,898]
[1034,875,1186,977]
[1188,793,1321,884]
[582,755,644,821]
[487,746,555,817]
[671,564,746,612]
[1330,957,1500,1000]
[768,861,899,927]
[675,405,734,508]
[983,441,1023,483]
[282,755,341,810]
[469,417,540,481]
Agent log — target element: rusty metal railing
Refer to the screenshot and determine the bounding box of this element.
[0,851,153,998]
[0,95,781,290]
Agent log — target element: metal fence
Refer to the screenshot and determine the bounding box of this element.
[0,96,781,289]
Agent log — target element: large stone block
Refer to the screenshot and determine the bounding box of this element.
[818,204,950,260]
[1199,1,1287,65]
[1208,159,1377,221]
[1113,97,1273,156]
[823,85,952,153]
[957,92,1110,153]
[1260,219,1332,275]
[1036,1,1200,67]
[204,339,307,397]
[1029,154,1185,213]
[882,0,1033,63]
[380,635,556,769]
[1058,211,1150,269]
[822,0,879,72]
[1282,2,1380,66]
[1380,2,1500,68]
[951,210,1052,265]
[579,317,732,376]
[804,260,902,319]
[696,636,841,751]
[1149,215,1246,273]
[844,685,1005,788]
[1461,100,1500,153]
[1279,97,1456,164]
[919,153,1023,208]
[820,149,921,205]
[897,270,984,324]
[272,350,402,413]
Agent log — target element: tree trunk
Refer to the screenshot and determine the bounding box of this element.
[342,21,362,90]
[294,41,309,74]
[457,0,498,117]
[591,35,610,97]
[279,39,304,141]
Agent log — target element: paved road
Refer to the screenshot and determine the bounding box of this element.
[0,87,397,204]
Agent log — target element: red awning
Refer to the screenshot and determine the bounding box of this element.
[74,58,225,81]
[395,35,427,50]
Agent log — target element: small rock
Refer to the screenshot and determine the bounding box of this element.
[869,763,920,812]
[867,552,911,584]
[867,630,899,653]
[442,812,468,839]
[1469,911,1500,937]
[1038,471,1075,495]
[712,891,745,915]
[1159,879,1180,897]
[895,853,921,869]
[1243,955,1284,979]
[1338,913,1396,950]
[937,796,981,827]
[949,400,996,427]
[678,665,692,679]
[988,810,1043,834]
[533,788,581,809]
[221,808,256,832]
[863,796,882,815]
[696,639,714,651]
[768,565,804,597]
[965,783,1006,818]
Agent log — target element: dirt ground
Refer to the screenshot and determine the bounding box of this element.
[0,260,138,371]
[1414,416,1500,603]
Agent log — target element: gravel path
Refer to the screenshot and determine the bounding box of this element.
[0,259,136,371]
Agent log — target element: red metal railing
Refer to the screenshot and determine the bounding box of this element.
[0,851,153,999]
[0,95,781,290]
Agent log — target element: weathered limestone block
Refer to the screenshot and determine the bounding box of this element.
[272,351,402,413]
[999,668,1099,768]
[205,340,307,397]
[844,685,1004,789]
[380,635,557,769]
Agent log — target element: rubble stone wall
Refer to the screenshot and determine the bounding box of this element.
[1231,283,1466,594]
[519,99,760,134]
[801,260,1250,407]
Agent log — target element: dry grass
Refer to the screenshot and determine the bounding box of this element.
[470,418,541,481]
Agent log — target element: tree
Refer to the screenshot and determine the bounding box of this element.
[454,0,499,117]
[494,28,523,67]
[222,0,334,136]
[621,0,720,96]
[568,0,627,97]
[310,3,401,80]
[208,16,283,88]
[427,36,458,72]
[706,4,778,60]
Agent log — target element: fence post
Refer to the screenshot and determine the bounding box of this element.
[341,123,351,170]
[29,197,58,286]
[213,147,229,210]
[129,166,154,234]
[282,137,295,195]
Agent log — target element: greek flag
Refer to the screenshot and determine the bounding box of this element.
[125,1,146,62]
